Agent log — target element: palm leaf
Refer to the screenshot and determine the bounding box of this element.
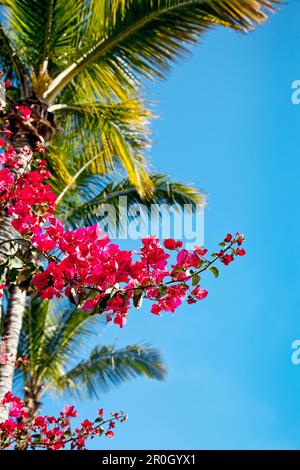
[52,344,166,399]
[16,297,99,388]
[44,0,278,102]
[2,0,85,76]
[16,298,166,401]
[48,99,154,196]
[56,172,205,232]
[0,24,28,96]
[18,298,50,371]
[35,304,98,384]
[45,136,75,192]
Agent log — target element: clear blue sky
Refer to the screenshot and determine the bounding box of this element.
[44,2,300,450]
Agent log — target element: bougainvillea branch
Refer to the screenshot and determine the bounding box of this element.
[0,113,246,450]
[0,122,246,329]
[0,392,126,450]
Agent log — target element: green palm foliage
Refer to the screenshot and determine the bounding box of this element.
[56,171,205,231]
[0,0,277,196]
[14,298,166,406]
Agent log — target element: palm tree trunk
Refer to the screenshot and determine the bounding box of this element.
[0,137,32,422]
[0,287,26,421]
[24,398,40,424]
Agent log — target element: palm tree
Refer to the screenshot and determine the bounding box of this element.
[0,0,278,420]
[10,297,165,422]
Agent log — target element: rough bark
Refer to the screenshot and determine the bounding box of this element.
[22,384,42,425]
[0,287,26,422]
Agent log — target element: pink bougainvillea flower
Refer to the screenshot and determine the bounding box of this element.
[191,286,208,301]
[151,304,162,316]
[224,233,233,243]
[62,405,78,418]
[163,238,183,250]
[15,105,32,121]
[194,246,208,257]
[220,254,234,266]
[3,129,12,139]
[0,354,8,365]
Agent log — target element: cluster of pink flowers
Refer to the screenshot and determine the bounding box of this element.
[0,105,247,450]
[0,121,246,328]
[0,392,126,450]
[0,141,55,234]
[30,228,245,327]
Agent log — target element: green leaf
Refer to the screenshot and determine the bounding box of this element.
[43,0,278,102]
[209,266,219,279]
[95,417,104,423]
[17,263,37,283]
[192,274,201,286]
[7,268,19,284]
[133,288,143,309]
[97,294,111,314]
[157,284,168,298]
[68,287,78,305]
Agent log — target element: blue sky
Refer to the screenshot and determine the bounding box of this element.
[43,2,300,450]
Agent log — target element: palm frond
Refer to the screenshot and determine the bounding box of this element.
[2,0,85,76]
[18,298,51,370]
[35,304,98,384]
[16,297,166,401]
[16,297,99,387]
[52,344,166,399]
[48,99,155,196]
[44,0,278,102]
[45,136,75,193]
[0,24,28,95]
[56,172,205,232]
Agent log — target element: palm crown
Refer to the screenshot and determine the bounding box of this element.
[0,0,277,196]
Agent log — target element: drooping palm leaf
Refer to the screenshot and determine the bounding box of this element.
[0,25,27,94]
[52,344,166,399]
[47,99,154,195]
[57,172,205,232]
[34,305,97,384]
[43,0,278,102]
[1,0,84,76]
[15,298,166,401]
[0,0,278,197]
[18,297,50,371]
[16,297,103,389]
